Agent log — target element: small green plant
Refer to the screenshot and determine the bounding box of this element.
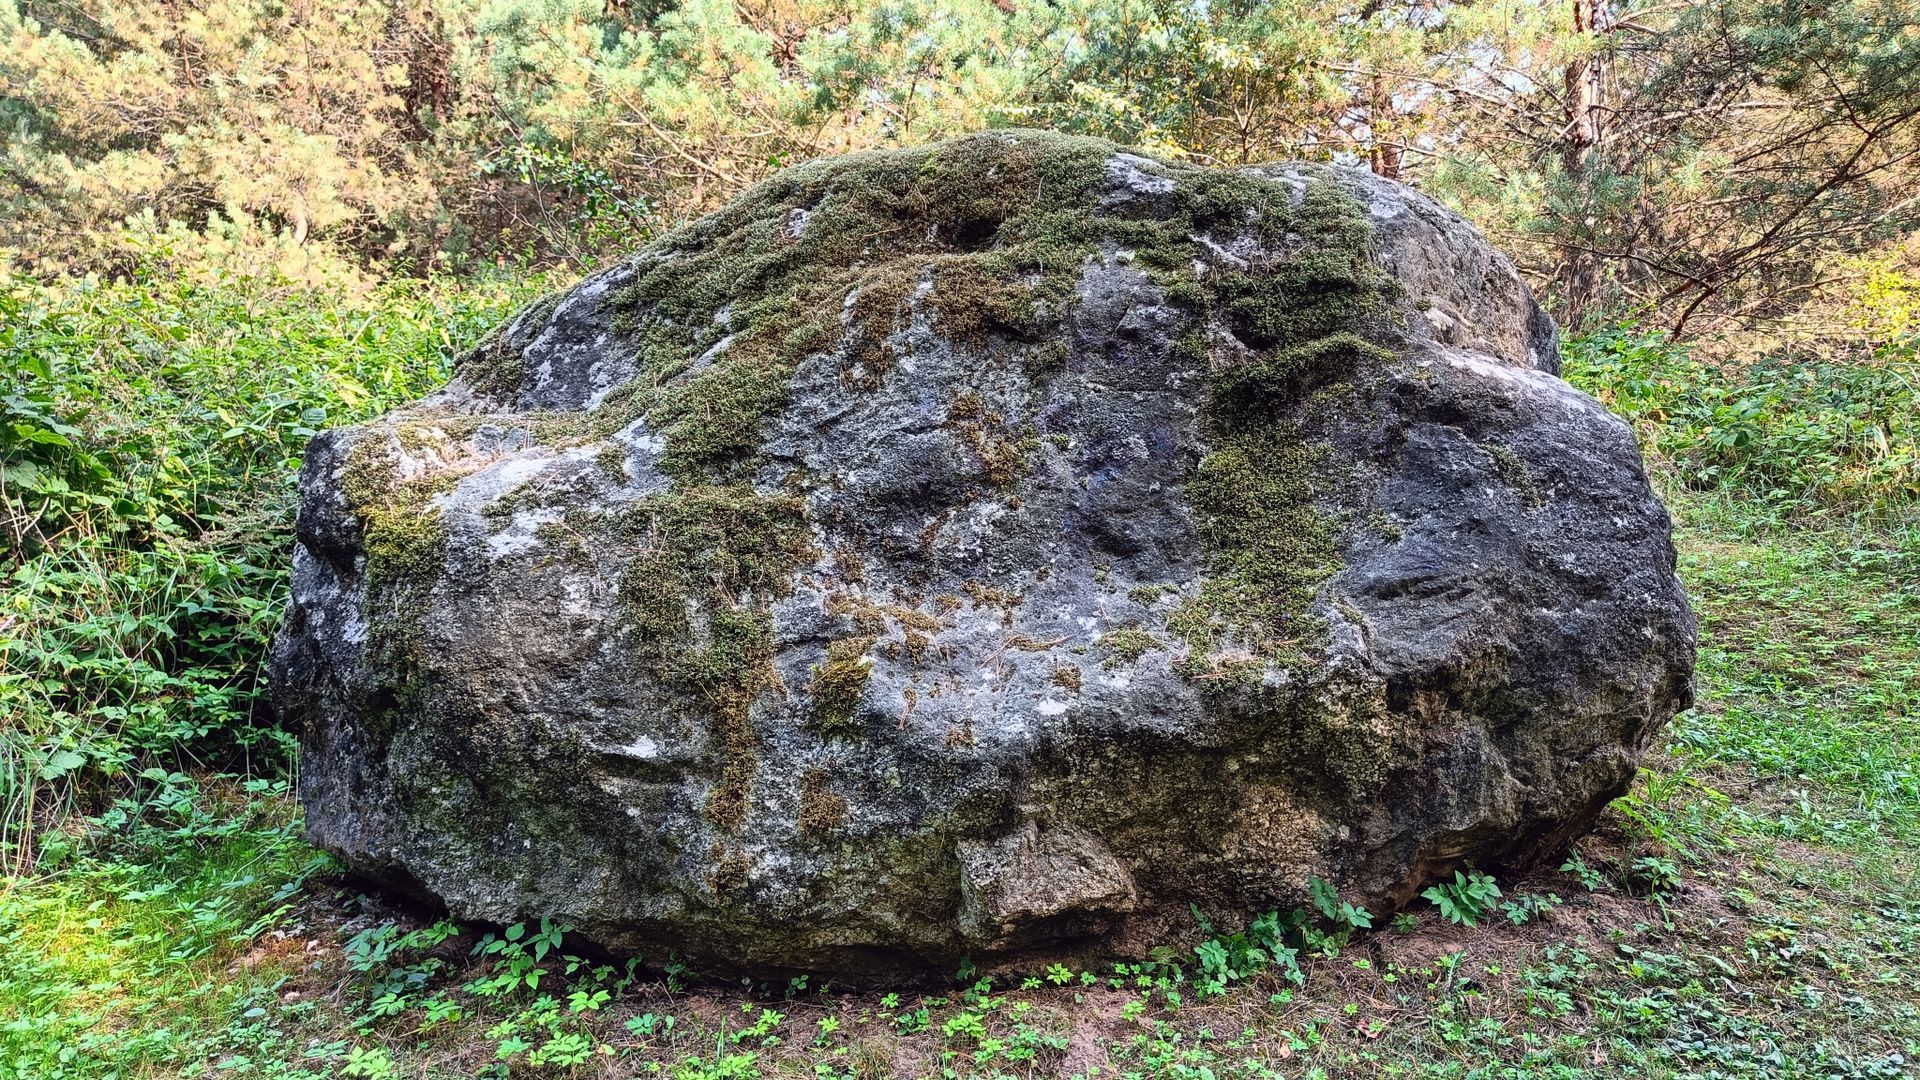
[1421,868,1503,927]
[1192,909,1304,996]
[341,1044,397,1079]
[894,1005,932,1034]
[1500,891,1564,925]
[466,919,570,996]
[673,1050,761,1080]
[1559,848,1610,891]
[1309,875,1374,932]
[626,1012,676,1037]
[1629,855,1683,895]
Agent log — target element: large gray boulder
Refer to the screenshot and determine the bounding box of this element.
[271,131,1695,979]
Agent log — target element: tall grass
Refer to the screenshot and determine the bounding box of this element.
[0,266,551,870]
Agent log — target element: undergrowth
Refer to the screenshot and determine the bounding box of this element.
[1565,325,1919,520]
[0,265,548,869]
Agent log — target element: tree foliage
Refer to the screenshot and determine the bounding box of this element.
[1521,0,1920,328]
[1,0,1915,332]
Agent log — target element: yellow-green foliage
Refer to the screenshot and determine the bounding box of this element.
[7,0,1908,341]
[0,0,1041,276]
[0,264,540,859]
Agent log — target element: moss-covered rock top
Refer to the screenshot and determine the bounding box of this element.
[456,130,1403,669]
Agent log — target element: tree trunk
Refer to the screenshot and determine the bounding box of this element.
[1559,0,1606,325]
[1368,75,1402,179]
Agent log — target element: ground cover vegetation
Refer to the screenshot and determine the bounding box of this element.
[2,0,1917,1076]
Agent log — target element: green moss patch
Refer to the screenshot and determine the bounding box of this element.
[333,433,473,746]
[808,637,876,739]
[339,437,451,592]
[601,130,1125,485]
[796,768,849,836]
[1164,170,1401,671]
[948,390,1033,488]
[1488,444,1545,510]
[610,487,815,832]
[455,291,561,400]
[1099,628,1163,668]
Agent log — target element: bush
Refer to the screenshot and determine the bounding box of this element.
[0,265,550,868]
[1564,326,1920,519]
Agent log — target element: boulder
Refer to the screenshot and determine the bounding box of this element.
[270,130,1695,979]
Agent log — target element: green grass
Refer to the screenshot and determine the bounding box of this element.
[1673,506,1920,852]
[2,288,1918,1076]
[0,777,323,1078]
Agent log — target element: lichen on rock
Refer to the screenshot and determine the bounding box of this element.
[272,130,1696,981]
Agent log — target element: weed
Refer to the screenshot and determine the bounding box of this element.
[1500,892,1565,925]
[1310,874,1375,933]
[1628,856,1682,896]
[1560,847,1610,892]
[1421,868,1504,927]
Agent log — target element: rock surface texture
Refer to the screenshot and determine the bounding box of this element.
[272,131,1696,979]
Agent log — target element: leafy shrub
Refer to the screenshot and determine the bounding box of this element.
[1565,326,1919,517]
[1422,868,1503,927]
[0,264,549,866]
[1193,909,1303,996]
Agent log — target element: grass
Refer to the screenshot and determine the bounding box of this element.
[3,282,1918,1076]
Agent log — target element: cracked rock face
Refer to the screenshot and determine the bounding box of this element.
[270,131,1695,980]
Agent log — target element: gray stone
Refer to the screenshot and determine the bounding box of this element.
[271,131,1695,980]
